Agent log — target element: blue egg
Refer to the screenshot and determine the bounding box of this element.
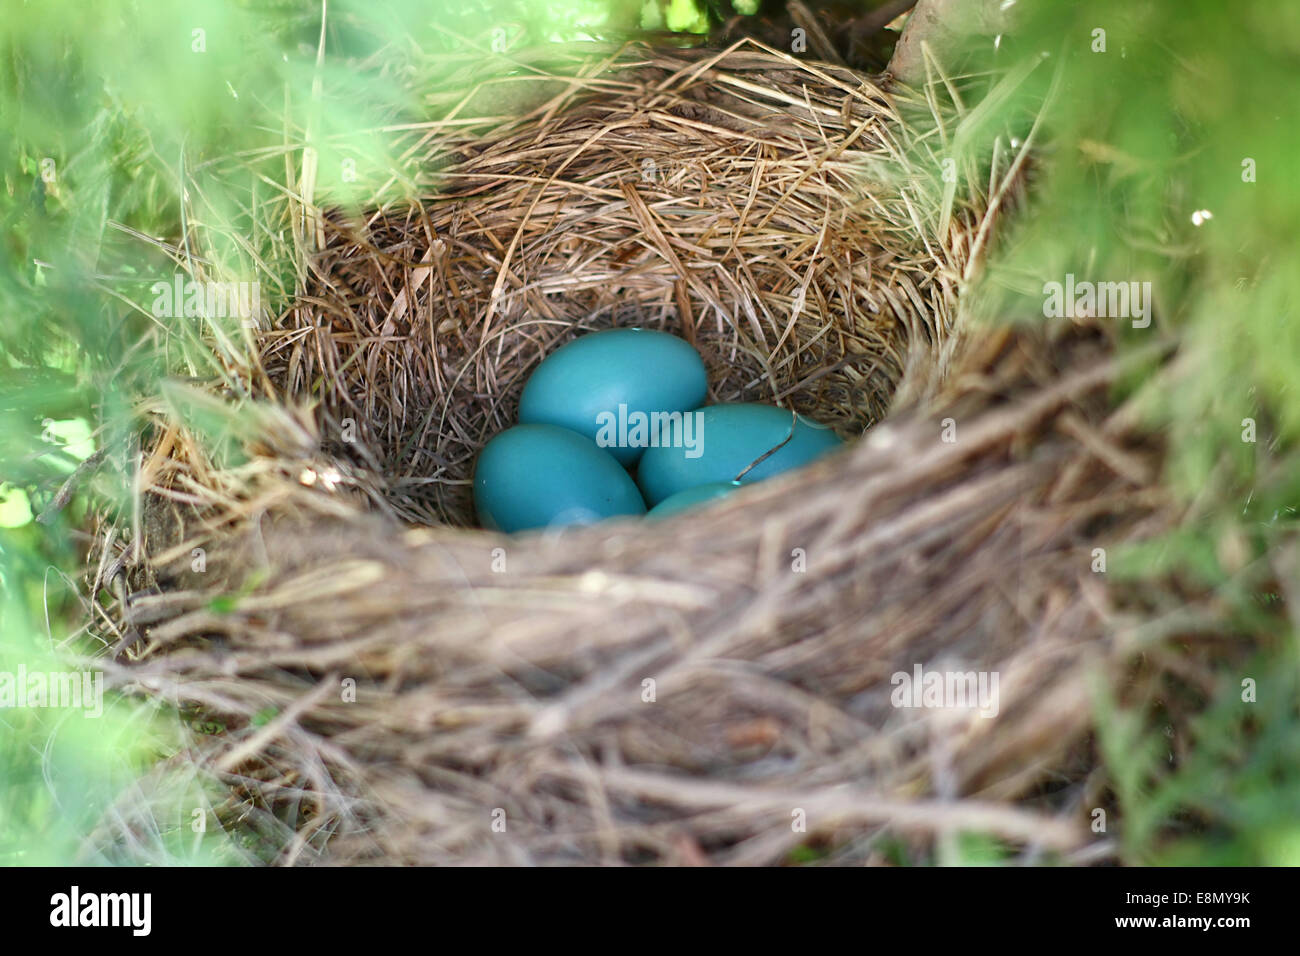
[636,403,843,506]
[645,481,742,520]
[518,328,708,467]
[474,424,646,533]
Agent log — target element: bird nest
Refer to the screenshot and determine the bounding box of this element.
[88,41,1179,865]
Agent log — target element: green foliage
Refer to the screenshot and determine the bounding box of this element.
[945,832,1016,866]
[0,552,248,864]
[665,0,711,34]
[974,0,1300,864]
[1095,644,1300,865]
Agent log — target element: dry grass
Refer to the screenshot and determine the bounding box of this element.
[84,40,1189,865]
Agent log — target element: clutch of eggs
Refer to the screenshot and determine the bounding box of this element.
[473,329,845,532]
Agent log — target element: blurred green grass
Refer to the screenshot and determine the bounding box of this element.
[2,0,1298,865]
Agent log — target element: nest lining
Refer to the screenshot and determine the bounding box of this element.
[260,44,979,527]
